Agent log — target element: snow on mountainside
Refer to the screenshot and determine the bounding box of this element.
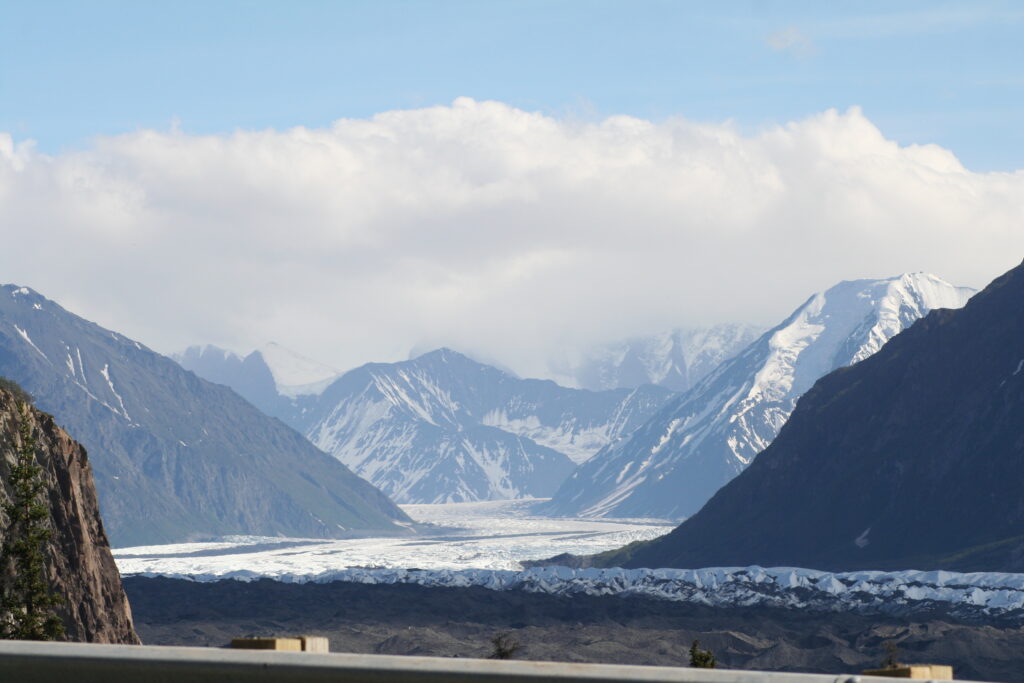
[551,324,763,392]
[257,342,341,396]
[545,273,974,521]
[296,349,674,504]
[0,285,411,545]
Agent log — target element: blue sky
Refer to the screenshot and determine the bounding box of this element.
[2,0,1022,171]
[3,1,1024,371]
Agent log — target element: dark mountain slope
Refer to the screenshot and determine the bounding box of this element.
[0,286,411,546]
[619,260,1024,572]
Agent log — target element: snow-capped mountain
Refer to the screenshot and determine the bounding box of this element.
[0,285,411,545]
[294,349,674,504]
[544,273,974,521]
[551,324,762,392]
[618,261,1024,573]
[173,343,341,421]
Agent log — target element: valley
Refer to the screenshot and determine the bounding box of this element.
[3,13,1023,683]
[113,499,675,576]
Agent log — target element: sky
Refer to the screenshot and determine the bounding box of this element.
[1,1,1023,378]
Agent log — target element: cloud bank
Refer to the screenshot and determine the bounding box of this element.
[2,99,1022,378]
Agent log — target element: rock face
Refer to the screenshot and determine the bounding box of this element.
[619,260,1024,573]
[0,387,139,643]
[545,273,973,521]
[0,285,412,546]
[293,349,673,504]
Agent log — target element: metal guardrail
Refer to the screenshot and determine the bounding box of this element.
[0,640,960,683]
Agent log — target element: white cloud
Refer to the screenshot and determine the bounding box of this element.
[2,99,1022,378]
[766,27,817,57]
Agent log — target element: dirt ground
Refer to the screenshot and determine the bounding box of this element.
[124,576,1024,682]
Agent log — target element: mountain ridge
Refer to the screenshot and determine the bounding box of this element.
[297,348,674,503]
[614,261,1024,572]
[545,272,974,521]
[0,284,412,546]
[550,324,763,393]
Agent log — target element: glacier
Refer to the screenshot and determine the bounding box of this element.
[122,563,1024,622]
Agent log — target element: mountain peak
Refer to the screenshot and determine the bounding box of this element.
[408,347,519,377]
[0,289,411,544]
[3,284,47,307]
[552,323,764,393]
[255,342,340,391]
[414,346,465,362]
[545,272,973,521]
[620,260,1024,572]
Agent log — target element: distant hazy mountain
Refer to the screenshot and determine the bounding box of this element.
[173,343,340,421]
[0,285,411,546]
[552,324,763,393]
[292,349,674,503]
[616,262,1024,573]
[545,273,974,521]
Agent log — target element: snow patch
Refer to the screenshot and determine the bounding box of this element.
[100,363,131,420]
[13,324,47,360]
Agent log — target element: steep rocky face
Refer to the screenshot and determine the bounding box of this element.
[0,388,138,643]
[618,260,1024,573]
[0,285,411,546]
[546,273,973,521]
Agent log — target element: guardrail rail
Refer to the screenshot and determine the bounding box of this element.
[0,640,967,683]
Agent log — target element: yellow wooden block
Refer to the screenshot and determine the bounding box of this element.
[863,665,954,679]
[230,637,303,651]
[300,636,330,653]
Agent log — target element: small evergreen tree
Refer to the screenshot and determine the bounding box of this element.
[689,639,717,668]
[0,403,64,640]
[488,631,522,659]
[882,640,901,669]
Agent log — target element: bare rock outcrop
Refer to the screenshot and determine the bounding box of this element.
[0,387,139,643]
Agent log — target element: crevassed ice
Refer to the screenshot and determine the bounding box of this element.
[123,565,1024,619]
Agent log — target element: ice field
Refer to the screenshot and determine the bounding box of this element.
[113,499,675,578]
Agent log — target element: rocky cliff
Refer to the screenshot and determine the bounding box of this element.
[0,387,139,643]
